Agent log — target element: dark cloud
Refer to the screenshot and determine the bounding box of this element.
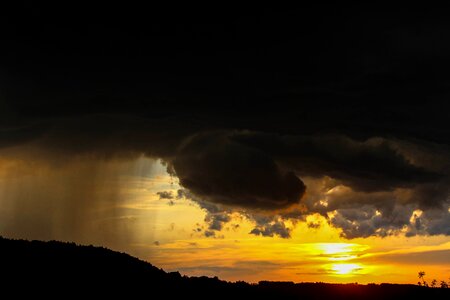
[250,222,291,239]
[322,192,450,239]
[205,213,231,231]
[294,174,450,238]
[183,192,234,235]
[2,119,449,239]
[176,189,186,199]
[169,132,448,239]
[156,191,174,200]
[232,133,441,192]
[408,180,450,210]
[329,205,412,239]
[249,215,292,238]
[171,132,306,210]
[405,208,450,237]
[1,7,450,240]
[0,125,44,149]
[204,230,215,238]
[180,188,294,239]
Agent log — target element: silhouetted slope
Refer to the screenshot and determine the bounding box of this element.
[1,236,448,299]
[0,236,244,298]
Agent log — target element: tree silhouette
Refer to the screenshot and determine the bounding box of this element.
[418,271,427,287]
[431,279,437,288]
[440,281,449,289]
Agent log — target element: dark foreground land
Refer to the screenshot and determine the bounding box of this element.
[1,236,448,299]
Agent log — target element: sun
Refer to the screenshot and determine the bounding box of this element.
[315,243,367,255]
[310,243,368,261]
[299,243,370,277]
[331,263,362,275]
[319,243,356,255]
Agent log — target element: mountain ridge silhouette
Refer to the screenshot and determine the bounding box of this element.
[1,236,448,299]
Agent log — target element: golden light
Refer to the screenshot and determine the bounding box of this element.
[301,243,371,277]
[310,243,369,261]
[318,243,357,255]
[330,263,362,275]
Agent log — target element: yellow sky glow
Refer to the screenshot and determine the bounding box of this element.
[0,157,449,284]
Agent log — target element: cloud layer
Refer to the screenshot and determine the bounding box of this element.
[1,9,450,239]
[1,114,449,239]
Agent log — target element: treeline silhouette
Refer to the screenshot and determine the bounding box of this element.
[1,236,448,299]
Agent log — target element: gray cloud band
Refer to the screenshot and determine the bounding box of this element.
[1,115,449,238]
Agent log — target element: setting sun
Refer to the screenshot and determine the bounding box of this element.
[331,263,363,275]
[315,243,367,255]
[306,243,369,261]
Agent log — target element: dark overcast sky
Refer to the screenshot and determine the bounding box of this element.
[0,4,449,239]
[1,6,449,139]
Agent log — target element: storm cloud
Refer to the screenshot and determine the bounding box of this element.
[171,131,306,210]
[1,116,449,239]
[1,7,450,239]
[250,218,292,239]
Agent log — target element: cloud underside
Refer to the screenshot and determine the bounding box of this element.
[1,115,449,239]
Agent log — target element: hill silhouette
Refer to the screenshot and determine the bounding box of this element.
[1,236,448,299]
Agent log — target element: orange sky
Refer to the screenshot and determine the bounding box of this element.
[0,156,449,284]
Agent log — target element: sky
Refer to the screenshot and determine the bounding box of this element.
[0,5,449,284]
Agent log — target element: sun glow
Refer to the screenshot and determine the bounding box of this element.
[310,243,369,261]
[299,243,371,277]
[331,263,363,275]
[316,243,361,255]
